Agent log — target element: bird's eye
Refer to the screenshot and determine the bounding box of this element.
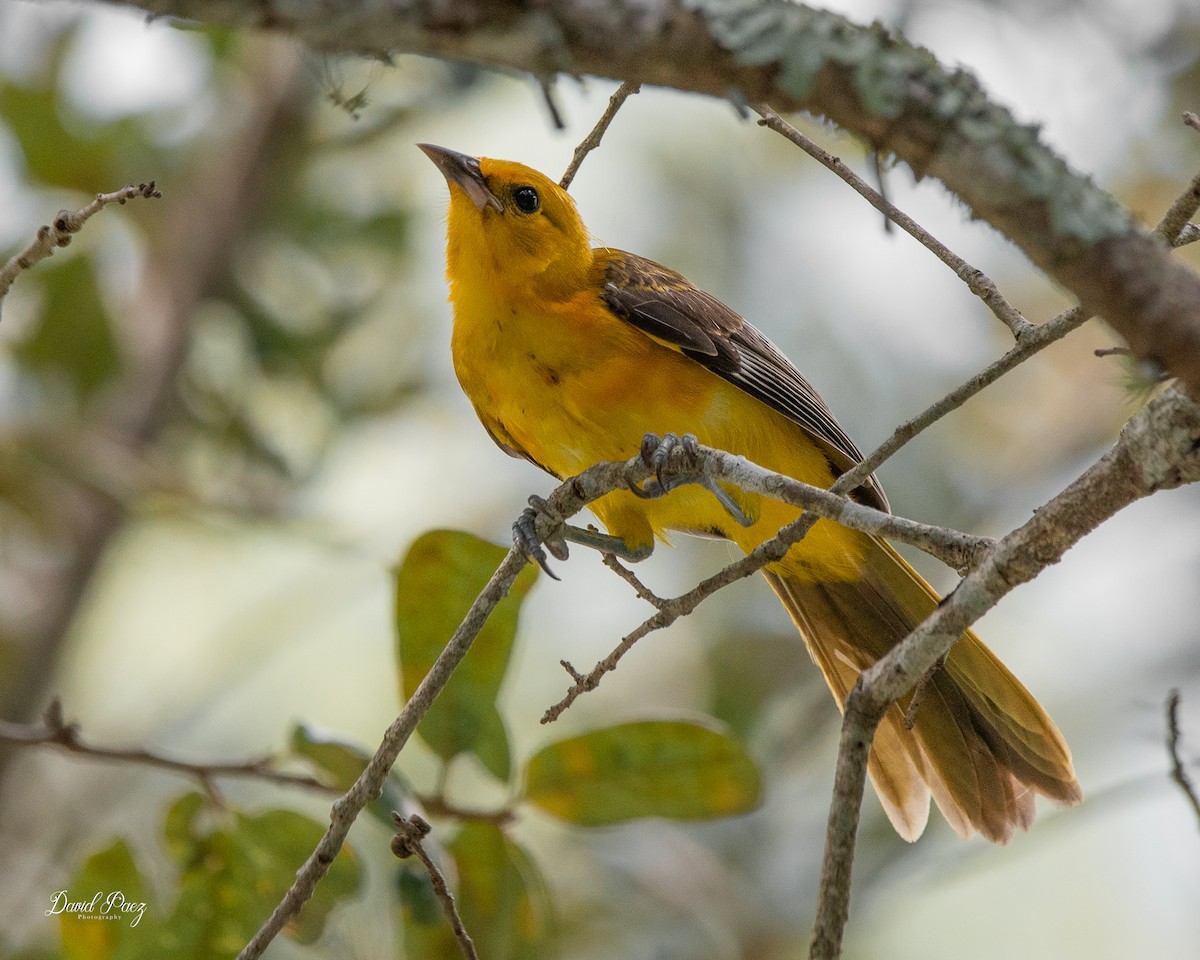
[513,186,540,213]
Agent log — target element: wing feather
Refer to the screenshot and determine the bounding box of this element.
[601,251,888,512]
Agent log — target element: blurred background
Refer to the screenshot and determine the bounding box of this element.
[0,0,1198,956]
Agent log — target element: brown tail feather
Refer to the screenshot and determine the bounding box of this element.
[764,537,1080,843]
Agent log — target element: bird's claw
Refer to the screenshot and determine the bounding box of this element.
[629,433,754,528]
[630,432,697,498]
[514,495,567,580]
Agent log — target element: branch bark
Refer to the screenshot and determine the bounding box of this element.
[104,0,1200,394]
[809,385,1200,959]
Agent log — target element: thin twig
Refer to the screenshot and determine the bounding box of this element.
[834,305,1089,498]
[1153,114,1200,244]
[415,794,517,827]
[0,182,161,312]
[0,700,336,800]
[756,106,1035,339]
[794,107,1200,505]
[392,814,478,960]
[559,81,641,189]
[1166,689,1200,831]
[539,436,1001,722]
[601,554,669,609]
[537,76,566,131]
[543,510,819,722]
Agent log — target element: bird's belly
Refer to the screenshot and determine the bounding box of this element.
[453,304,722,476]
[451,301,865,579]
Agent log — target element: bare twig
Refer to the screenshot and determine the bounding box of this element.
[809,387,1200,960]
[601,554,668,609]
[391,813,479,960]
[756,106,1034,339]
[1153,115,1200,245]
[823,142,1200,498]
[415,794,517,827]
[537,76,566,131]
[0,183,161,313]
[542,520,807,721]
[559,81,641,189]
[1166,689,1200,831]
[836,305,1089,496]
[0,700,335,800]
[538,438,998,722]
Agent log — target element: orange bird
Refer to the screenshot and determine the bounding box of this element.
[421,144,1081,842]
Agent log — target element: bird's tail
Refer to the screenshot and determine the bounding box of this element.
[764,537,1081,843]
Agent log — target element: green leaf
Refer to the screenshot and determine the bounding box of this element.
[523,720,763,826]
[452,822,550,960]
[159,792,361,956]
[58,839,154,960]
[15,256,120,402]
[395,530,537,782]
[290,722,369,791]
[289,722,407,828]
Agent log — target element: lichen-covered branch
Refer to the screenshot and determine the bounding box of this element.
[103,0,1200,394]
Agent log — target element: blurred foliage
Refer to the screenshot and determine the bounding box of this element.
[18,529,765,959]
[56,798,360,959]
[0,10,456,530]
[13,257,119,403]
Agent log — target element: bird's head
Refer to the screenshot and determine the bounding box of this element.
[419,144,592,301]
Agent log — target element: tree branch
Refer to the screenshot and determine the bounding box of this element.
[0,700,336,800]
[809,385,1200,960]
[756,106,1033,339]
[1166,689,1200,832]
[103,0,1200,394]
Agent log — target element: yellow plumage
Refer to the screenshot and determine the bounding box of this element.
[423,145,1081,842]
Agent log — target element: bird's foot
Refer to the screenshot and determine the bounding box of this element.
[514,495,651,580]
[629,433,754,528]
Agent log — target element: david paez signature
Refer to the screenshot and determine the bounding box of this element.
[46,890,146,928]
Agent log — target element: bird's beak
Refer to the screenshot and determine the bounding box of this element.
[418,143,503,213]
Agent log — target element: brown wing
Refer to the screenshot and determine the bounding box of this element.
[601,251,889,512]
